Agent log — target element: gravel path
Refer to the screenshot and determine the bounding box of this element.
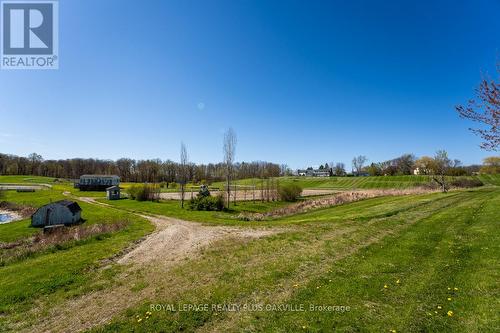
[20,194,278,333]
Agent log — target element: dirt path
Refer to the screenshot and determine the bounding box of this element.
[19,195,279,333]
[119,214,275,266]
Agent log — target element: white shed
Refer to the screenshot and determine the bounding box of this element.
[106,186,121,200]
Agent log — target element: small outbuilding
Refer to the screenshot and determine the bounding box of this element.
[31,200,82,227]
[106,186,121,200]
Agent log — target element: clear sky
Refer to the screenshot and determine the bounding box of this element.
[1,0,499,168]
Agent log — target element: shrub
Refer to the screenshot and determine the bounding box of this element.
[128,184,160,201]
[198,185,210,197]
[451,178,484,188]
[188,194,224,211]
[278,183,303,202]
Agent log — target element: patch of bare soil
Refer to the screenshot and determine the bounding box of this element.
[119,215,276,266]
[18,213,279,333]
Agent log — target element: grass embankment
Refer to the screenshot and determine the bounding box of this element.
[92,188,499,332]
[0,175,55,184]
[100,189,467,226]
[212,174,500,189]
[0,189,154,329]
[0,175,109,198]
[3,175,500,194]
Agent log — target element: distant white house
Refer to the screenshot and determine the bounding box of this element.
[413,167,430,175]
[297,169,330,177]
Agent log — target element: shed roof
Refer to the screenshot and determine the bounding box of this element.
[53,200,82,214]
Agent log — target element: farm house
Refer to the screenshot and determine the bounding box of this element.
[77,175,120,191]
[31,200,82,227]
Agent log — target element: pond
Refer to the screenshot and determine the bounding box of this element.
[0,211,20,224]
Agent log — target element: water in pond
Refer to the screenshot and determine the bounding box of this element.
[0,212,16,224]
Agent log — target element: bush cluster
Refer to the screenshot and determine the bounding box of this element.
[278,183,303,202]
[451,178,484,188]
[128,184,160,201]
[188,194,224,211]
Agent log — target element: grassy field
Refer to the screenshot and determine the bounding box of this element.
[212,174,500,189]
[0,175,499,332]
[98,198,291,225]
[3,174,500,193]
[91,188,499,332]
[0,175,56,184]
[0,190,154,330]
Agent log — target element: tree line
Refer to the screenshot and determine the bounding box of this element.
[306,153,499,177]
[0,152,281,185]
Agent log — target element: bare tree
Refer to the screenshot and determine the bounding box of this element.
[432,150,451,193]
[334,162,346,176]
[179,142,189,208]
[223,128,237,208]
[456,61,499,151]
[352,155,368,176]
[28,153,43,175]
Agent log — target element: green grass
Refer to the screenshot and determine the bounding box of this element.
[99,198,291,226]
[0,175,56,184]
[0,189,154,328]
[0,174,498,332]
[91,187,499,333]
[211,174,500,190]
[477,174,500,186]
[2,174,499,193]
[0,190,124,242]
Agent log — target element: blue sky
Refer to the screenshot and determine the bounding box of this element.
[1,0,499,168]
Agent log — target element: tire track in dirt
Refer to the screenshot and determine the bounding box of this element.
[17,195,280,333]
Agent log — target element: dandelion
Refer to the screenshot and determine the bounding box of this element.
[437,306,442,309]
[447,297,452,301]
[454,287,459,291]
[302,325,307,329]
[137,318,143,323]
[293,284,299,288]
[384,285,389,289]
[390,329,397,333]
[447,310,454,317]
[447,287,451,290]
[396,279,400,284]
[434,311,438,314]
